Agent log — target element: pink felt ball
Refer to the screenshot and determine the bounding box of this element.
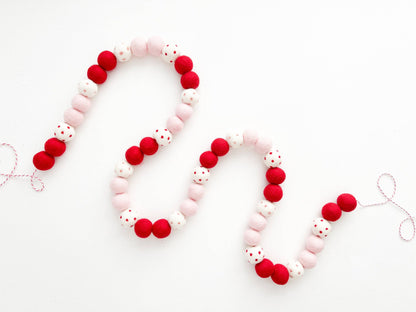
[175,103,193,121]
[243,129,258,145]
[71,94,91,113]
[112,193,130,211]
[298,250,317,269]
[244,229,261,246]
[248,213,267,231]
[305,235,324,253]
[110,177,129,194]
[179,198,198,217]
[255,136,273,154]
[166,116,184,134]
[148,36,164,56]
[188,183,204,201]
[64,108,84,128]
[131,36,148,57]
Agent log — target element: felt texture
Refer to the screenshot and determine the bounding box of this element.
[78,79,97,98]
[125,146,144,166]
[120,208,140,228]
[166,116,184,134]
[248,213,267,231]
[110,177,129,194]
[192,166,210,184]
[266,167,286,185]
[187,184,204,201]
[174,55,193,74]
[243,129,258,146]
[131,36,148,57]
[244,229,261,246]
[54,123,75,142]
[305,235,324,254]
[245,245,265,264]
[321,203,342,222]
[71,94,91,113]
[147,36,164,56]
[181,88,199,106]
[211,138,229,156]
[97,50,117,70]
[255,136,272,154]
[114,161,133,178]
[114,42,132,62]
[256,200,276,218]
[134,218,153,238]
[152,219,171,238]
[312,218,332,239]
[175,103,193,121]
[286,260,304,278]
[63,108,84,128]
[263,184,283,202]
[140,137,159,155]
[44,138,66,157]
[87,64,107,84]
[168,211,186,230]
[153,128,172,147]
[33,151,55,171]
[298,250,317,269]
[263,149,282,168]
[112,193,130,211]
[161,43,181,63]
[226,131,244,148]
[337,193,357,212]
[180,71,199,89]
[199,151,218,168]
[271,264,290,285]
[179,198,198,217]
[255,259,275,278]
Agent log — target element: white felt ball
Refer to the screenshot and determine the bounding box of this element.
[168,211,186,230]
[226,131,244,148]
[115,161,133,178]
[114,42,132,62]
[287,260,304,278]
[263,149,282,168]
[161,43,181,63]
[153,128,172,146]
[192,166,210,184]
[181,89,200,106]
[120,208,140,228]
[244,246,265,264]
[78,79,97,98]
[54,123,75,142]
[256,200,276,218]
[312,218,332,238]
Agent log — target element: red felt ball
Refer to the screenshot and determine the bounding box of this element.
[180,71,199,89]
[266,167,286,185]
[211,138,229,156]
[271,264,290,285]
[263,184,283,202]
[44,138,66,157]
[87,64,107,84]
[337,193,357,212]
[97,50,117,71]
[33,151,55,171]
[140,137,159,155]
[125,146,144,165]
[199,151,218,168]
[152,219,171,239]
[255,259,275,278]
[321,203,342,221]
[174,55,193,74]
[134,218,153,238]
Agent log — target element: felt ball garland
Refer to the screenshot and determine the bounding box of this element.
[32,36,200,172]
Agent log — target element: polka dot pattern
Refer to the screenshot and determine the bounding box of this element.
[256,200,276,218]
[115,161,133,178]
[263,149,282,168]
[168,211,186,230]
[311,218,332,238]
[78,79,97,98]
[286,260,304,278]
[114,42,132,62]
[120,208,140,228]
[226,131,244,148]
[181,88,199,106]
[161,43,181,63]
[192,166,210,184]
[54,123,75,142]
[245,246,265,264]
[153,128,172,147]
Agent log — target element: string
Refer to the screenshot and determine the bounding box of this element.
[0,142,45,192]
[358,173,415,242]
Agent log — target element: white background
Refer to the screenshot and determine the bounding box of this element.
[0,1,415,311]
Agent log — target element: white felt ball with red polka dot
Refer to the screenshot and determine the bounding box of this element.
[312,218,332,238]
[78,79,97,98]
[226,131,244,148]
[263,149,282,168]
[54,123,75,142]
[287,260,304,278]
[192,166,210,184]
[114,42,132,62]
[256,200,276,218]
[115,161,133,178]
[161,43,181,63]
[181,89,200,106]
[168,211,186,230]
[245,246,265,264]
[120,208,140,228]
[153,128,172,146]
